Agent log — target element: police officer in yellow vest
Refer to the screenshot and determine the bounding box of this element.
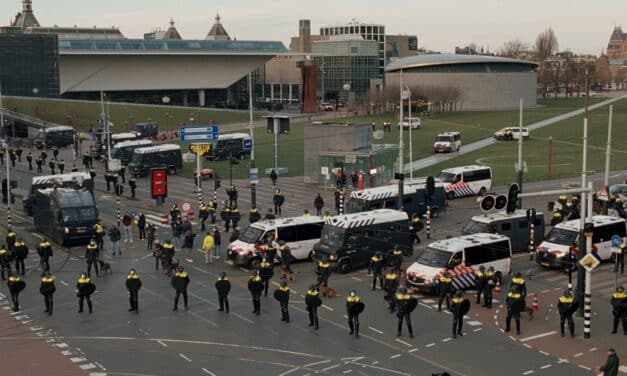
[93,221,106,250]
[40,272,56,316]
[0,244,12,280]
[305,285,322,330]
[396,287,415,338]
[85,239,100,278]
[37,239,53,274]
[557,290,578,337]
[346,290,363,338]
[275,280,291,323]
[368,252,385,290]
[259,258,274,297]
[7,272,25,311]
[126,269,142,313]
[248,271,264,315]
[207,199,217,224]
[437,271,453,312]
[77,273,95,314]
[505,284,524,334]
[384,269,399,312]
[611,285,627,335]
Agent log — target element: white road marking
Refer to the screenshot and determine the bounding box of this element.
[89,373,107,376]
[61,350,72,356]
[422,299,435,304]
[395,339,412,347]
[442,338,451,342]
[467,320,482,326]
[618,365,627,373]
[368,326,383,334]
[202,368,217,376]
[389,354,401,359]
[523,344,532,349]
[94,362,107,371]
[539,351,549,356]
[578,365,591,371]
[371,361,379,365]
[277,367,300,376]
[520,331,557,342]
[351,276,362,281]
[79,364,96,370]
[343,370,352,374]
[558,359,569,364]
[540,364,551,369]
[425,343,436,347]
[522,371,534,375]
[321,304,334,311]
[53,343,69,348]
[303,360,331,367]
[156,340,167,347]
[473,328,483,332]
[409,348,419,353]
[70,357,87,363]
[573,352,583,358]
[9,311,22,315]
[179,353,192,362]
[508,336,517,341]
[322,364,341,372]
[589,347,597,352]
[60,281,69,286]
[31,232,43,239]
[419,302,433,310]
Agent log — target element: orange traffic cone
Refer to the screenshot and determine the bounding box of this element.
[531,293,539,311]
[494,280,501,296]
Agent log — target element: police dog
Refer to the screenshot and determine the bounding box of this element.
[97,259,112,275]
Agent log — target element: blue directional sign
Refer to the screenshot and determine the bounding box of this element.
[243,138,253,150]
[180,125,220,142]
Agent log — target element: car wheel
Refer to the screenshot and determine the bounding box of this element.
[446,191,455,200]
[337,259,351,274]
[167,166,176,175]
[478,187,487,196]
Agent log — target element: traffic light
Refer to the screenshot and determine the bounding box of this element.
[426,176,435,198]
[214,179,221,191]
[506,183,519,214]
[480,195,495,212]
[494,194,508,210]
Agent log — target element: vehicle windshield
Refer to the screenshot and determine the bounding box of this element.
[129,153,144,165]
[403,118,417,123]
[239,225,265,243]
[545,227,577,246]
[111,147,123,159]
[439,172,457,183]
[61,206,97,223]
[347,199,368,213]
[461,220,488,234]
[415,247,451,268]
[320,226,345,246]
[436,136,453,142]
[609,185,627,195]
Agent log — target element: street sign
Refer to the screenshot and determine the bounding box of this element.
[345,155,357,164]
[243,139,253,149]
[321,167,329,175]
[250,168,259,185]
[180,125,220,142]
[189,143,212,156]
[180,200,192,212]
[578,253,600,272]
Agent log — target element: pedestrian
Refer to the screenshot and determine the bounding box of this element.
[273,189,284,215]
[171,266,190,311]
[610,285,626,335]
[437,270,453,312]
[146,224,155,253]
[346,290,364,338]
[215,272,231,313]
[35,155,43,173]
[314,193,324,216]
[221,203,232,232]
[125,269,142,313]
[121,213,132,243]
[213,227,222,260]
[36,238,53,274]
[26,152,33,170]
[108,224,121,256]
[384,269,399,312]
[7,272,25,311]
[248,270,264,315]
[57,159,65,174]
[93,220,106,251]
[396,287,416,338]
[596,348,620,376]
[48,159,56,174]
[305,284,322,330]
[226,185,238,207]
[368,251,385,290]
[105,170,113,191]
[9,150,16,167]
[13,238,28,276]
[450,290,469,339]
[505,284,525,335]
[40,150,47,163]
[316,259,331,295]
[128,176,137,198]
[558,289,578,337]
[152,239,163,271]
[279,241,293,281]
[259,258,273,296]
[614,243,625,274]
[198,202,208,231]
[351,172,357,188]
[0,244,12,281]
[202,231,215,264]
[76,273,95,314]
[274,280,291,323]
[137,213,146,240]
[40,272,55,316]
[85,239,100,278]
[269,168,278,186]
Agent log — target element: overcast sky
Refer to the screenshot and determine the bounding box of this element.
[2,0,624,54]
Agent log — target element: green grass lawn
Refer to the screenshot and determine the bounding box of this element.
[3,96,259,132]
[413,98,627,186]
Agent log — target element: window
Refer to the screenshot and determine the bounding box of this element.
[463,169,491,182]
[277,226,297,242]
[464,240,510,265]
[500,223,512,231]
[297,223,323,240]
[518,220,529,229]
[593,222,626,243]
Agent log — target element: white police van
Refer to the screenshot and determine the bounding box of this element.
[227,215,324,268]
[536,215,627,268]
[438,165,493,200]
[433,131,461,153]
[406,233,512,294]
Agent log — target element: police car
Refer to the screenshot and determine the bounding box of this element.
[536,215,627,268]
[438,165,493,199]
[433,132,461,153]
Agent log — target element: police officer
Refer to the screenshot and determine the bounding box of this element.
[390,248,404,275]
[558,290,578,337]
[483,266,496,308]
[265,208,276,220]
[249,207,261,223]
[207,199,217,224]
[7,272,25,311]
[610,285,627,335]
[71,165,78,172]
[316,259,331,294]
[93,221,106,250]
[48,159,56,174]
[35,155,43,173]
[264,237,277,264]
[475,265,487,304]
[128,176,137,199]
[368,252,385,290]
[510,272,527,298]
[170,204,181,227]
[305,284,322,330]
[6,230,16,250]
[40,271,55,315]
[384,269,399,312]
[226,185,238,207]
[89,167,96,180]
[9,150,16,167]
[26,152,33,170]
[126,269,142,313]
[505,284,524,335]
[0,244,12,280]
[221,203,232,232]
[198,202,208,231]
[259,257,274,297]
[231,206,241,229]
[105,170,113,191]
[437,270,453,312]
[57,159,65,174]
[450,290,468,339]
[273,189,284,215]
[396,287,415,338]
[215,272,231,313]
[248,270,264,315]
[409,213,422,245]
[85,239,100,278]
[15,147,22,162]
[161,240,175,276]
[346,290,363,338]
[13,238,28,276]
[52,146,59,160]
[36,238,53,274]
[274,280,291,323]
[118,166,126,184]
[614,243,625,274]
[77,273,95,314]
[279,241,293,281]
[171,266,190,311]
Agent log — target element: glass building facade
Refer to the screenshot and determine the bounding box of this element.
[312,39,379,101]
[320,23,385,77]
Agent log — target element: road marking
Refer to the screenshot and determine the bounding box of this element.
[523,371,534,375]
[522,344,532,349]
[202,368,217,376]
[70,357,87,363]
[442,338,451,342]
[389,354,401,359]
[61,350,72,356]
[493,315,498,320]
[79,364,96,370]
[303,360,331,367]
[89,373,107,376]
[94,362,106,371]
[541,289,550,293]
[60,281,69,286]
[343,370,352,374]
[520,331,557,342]
[467,320,482,326]
[156,340,167,347]
[422,299,435,303]
[321,304,334,311]
[419,302,433,310]
[619,365,627,373]
[32,232,43,239]
[179,353,192,362]
[473,328,482,332]
[558,359,569,363]
[573,352,583,358]
[351,276,362,282]
[508,336,517,341]
[426,343,436,348]
[278,367,300,376]
[589,347,597,352]
[540,364,551,370]
[395,339,412,347]
[322,364,341,372]
[367,326,383,335]
[539,351,549,356]
[53,343,69,348]
[578,365,591,371]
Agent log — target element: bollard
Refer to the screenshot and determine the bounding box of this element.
[529,222,535,260]
[426,206,431,239]
[339,188,344,215]
[116,197,120,227]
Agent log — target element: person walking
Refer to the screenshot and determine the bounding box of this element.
[213,227,222,260]
[450,290,469,339]
[198,202,208,232]
[0,244,12,281]
[248,270,264,315]
[202,231,215,264]
[368,252,385,290]
[172,220,183,249]
[274,280,291,323]
[7,272,25,312]
[36,238,53,274]
[596,348,620,376]
[314,193,324,216]
[122,213,133,243]
[137,213,146,240]
[273,189,284,215]
[611,285,627,335]
[558,289,579,337]
[146,224,155,253]
[396,287,416,338]
[215,272,231,313]
[93,220,106,251]
[108,224,121,256]
[76,273,95,314]
[269,169,278,186]
[13,238,29,276]
[171,267,190,311]
[305,284,322,330]
[346,290,364,338]
[505,284,525,335]
[259,258,274,297]
[26,152,33,170]
[85,239,99,278]
[125,269,142,313]
[57,159,65,174]
[40,272,55,316]
[128,177,137,199]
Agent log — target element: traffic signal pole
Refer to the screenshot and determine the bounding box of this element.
[517,98,524,209]
[248,73,257,209]
[0,80,10,230]
[577,73,590,317]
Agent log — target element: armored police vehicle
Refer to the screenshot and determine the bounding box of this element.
[128,144,182,177]
[23,172,93,216]
[462,209,546,251]
[110,139,153,165]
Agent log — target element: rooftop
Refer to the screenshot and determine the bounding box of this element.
[206,13,230,41]
[385,54,538,72]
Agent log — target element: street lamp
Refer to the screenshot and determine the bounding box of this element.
[1,80,11,229]
[402,86,412,178]
[398,68,404,175]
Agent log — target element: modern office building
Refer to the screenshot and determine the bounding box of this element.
[385,35,418,63]
[312,36,379,101]
[320,21,385,77]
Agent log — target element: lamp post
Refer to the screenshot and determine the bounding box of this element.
[248,73,257,208]
[1,80,11,230]
[402,86,412,178]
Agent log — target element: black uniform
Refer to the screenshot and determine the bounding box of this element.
[450,296,469,338]
[128,177,137,198]
[5,231,16,251]
[37,240,53,273]
[171,271,190,311]
[207,200,217,224]
[36,157,43,173]
[215,276,231,313]
[85,243,99,277]
[346,295,364,337]
[198,204,208,231]
[316,260,331,289]
[48,160,56,174]
[389,249,404,274]
[368,255,385,290]
[614,244,625,274]
[505,291,524,334]
[611,289,627,335]
[226,187,238,207]
[396,292,416,337]
[0,246,12,280]
[221,207,231,232]
[409,216,422,245]
[264,242,277,264]
[248,274,264,315]
[40,276,56,315]
[231,208,241,229]
[126,273,142,313]
[13,241,28,276]
[249,208,261,223]
[437,275,453,311]
[259,260,274,297]
[475,269,487,304]
[7,275,26,311]
[77,276,95,313]
[279,244,293,280]
[482,270,496,308]
[557,294,578,337]
[384,272,399,312]
[26,153,33,170]
[274,285,291,322]
[305,289,322,329]
[57,160,65,174]
[93,223,106,250]
[273,191,284,214]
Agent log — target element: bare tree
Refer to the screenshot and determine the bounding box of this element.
[534,28,559,61]
[498,39,529,59]
[595,55,611,89]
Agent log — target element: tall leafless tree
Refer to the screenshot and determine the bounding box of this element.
[498,39,529,59]
[534,28,559,61]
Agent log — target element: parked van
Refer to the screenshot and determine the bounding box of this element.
[227,216,324,267]
[34,126,75,149]
[110,139,153,165]
[536,215,626,268]
[406,233,512,294]
[312,209,410,273]
[347,177,446,218]
[462,209,545,251]
[128,144,182,177]
[208,133,253,161]
[438,165,493,199]
[133,122,158,138]
[433,131,461,153]
[94,132,139,157]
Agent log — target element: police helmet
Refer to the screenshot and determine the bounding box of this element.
[129,269,136,275]
[262,257,268,263]
[310,284,317,291]
[42,271,50,277]
[488,266,495,271]
[514,272,522,278]
[618,285,625,292]
[177,266,184,272]
[349,290,357,297]
[89,239,96,245]
[280,280,288,287]
[80,272,87,278]
[479,265,485,271]
[398,287,408,294]
[375,251,382,258]
[279,240,286,245]
[563,289,571,296]
[456,290,463,297]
